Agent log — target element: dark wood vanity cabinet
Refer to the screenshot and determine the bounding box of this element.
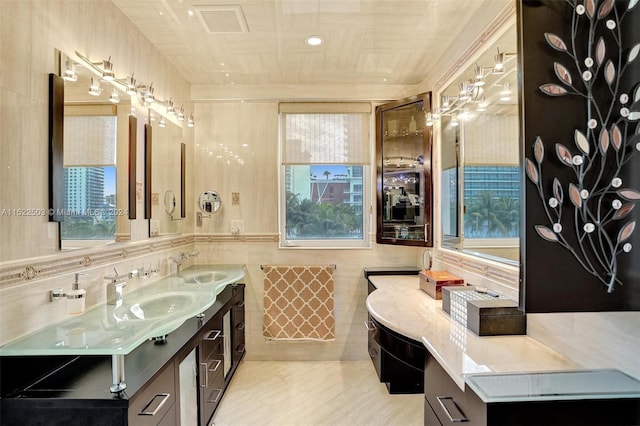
[364,271,426,394]
[198,283,246,425]
[423,356,640,426]
[0,283,246,426]
[376,92,434,247]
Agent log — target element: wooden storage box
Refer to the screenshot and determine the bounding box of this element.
[419,270,464,300]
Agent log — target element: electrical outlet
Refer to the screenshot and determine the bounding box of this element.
[231,220,244,234]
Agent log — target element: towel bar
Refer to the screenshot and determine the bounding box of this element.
[260,264,336,270]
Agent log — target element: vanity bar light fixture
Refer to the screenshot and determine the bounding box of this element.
[71,50,195,127]
[158,116,166,128]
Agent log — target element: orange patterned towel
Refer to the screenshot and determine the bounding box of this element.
[262,265,335,341]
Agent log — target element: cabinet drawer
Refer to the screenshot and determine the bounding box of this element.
[128,361,176,426]
[424,398,443,426]
[424,357,485,426]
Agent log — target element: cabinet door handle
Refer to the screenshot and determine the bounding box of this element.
[139,393,170,416]
[207,388,223,404]
[210,359,222,373]
[436,396,467,423]
[368,348,378,358]
[235,300,245,308]
[200,362,209,388]
[236,321,245,330]
[204,330,221,341]
[236,344,245,353]
[364,320,377,331]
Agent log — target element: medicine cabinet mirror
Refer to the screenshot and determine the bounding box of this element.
[376,92,434,247]
[53,52,133,249]
[149,111,184,237]
[439,21,519,265]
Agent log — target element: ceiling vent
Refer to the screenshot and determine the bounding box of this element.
[193,5,249,33]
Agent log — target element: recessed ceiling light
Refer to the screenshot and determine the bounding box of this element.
[305,35,324,46]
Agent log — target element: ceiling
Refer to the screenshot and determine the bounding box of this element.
[111,0,508,87]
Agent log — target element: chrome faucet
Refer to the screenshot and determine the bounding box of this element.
[169,252,199,275]
[104,268,128,305]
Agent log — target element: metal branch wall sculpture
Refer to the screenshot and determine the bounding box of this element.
[526,0,640,293]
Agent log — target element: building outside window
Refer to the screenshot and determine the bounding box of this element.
[279,103,371,248]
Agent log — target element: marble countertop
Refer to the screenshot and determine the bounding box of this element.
[367,275,579,390]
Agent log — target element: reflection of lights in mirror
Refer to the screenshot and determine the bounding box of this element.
[438,20,519,266]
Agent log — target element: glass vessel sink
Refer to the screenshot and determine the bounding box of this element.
[183,271,229,285]
[113,292,198,321]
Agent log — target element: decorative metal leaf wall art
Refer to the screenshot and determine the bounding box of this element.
[527,0,640,293]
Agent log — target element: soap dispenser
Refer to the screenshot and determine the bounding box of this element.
[67,273,87,315]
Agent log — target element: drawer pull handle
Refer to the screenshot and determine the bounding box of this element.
[207,388,223,404]
[236,343,245,353]
[204,330,221,341]
[210,359,222,372]
[235,301,245,308]
[200,362,209,388]
[236,322,245,330]
[368,348,378,358]
[364,320,377,331]
[436,396,467,423]
[139,393,170,416]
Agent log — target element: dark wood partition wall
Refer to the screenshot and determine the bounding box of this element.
[128,116,137,220]
[518,1,640,312]
[181,142,186,218]
[144,124,152,220]
[48,74,64,225]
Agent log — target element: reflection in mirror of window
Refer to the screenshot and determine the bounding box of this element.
[438,21,519,264]
[62,112,118,242]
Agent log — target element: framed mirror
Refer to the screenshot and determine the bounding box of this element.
[438,21,519,265]
[149,111,184,237]
[54,52,133,249]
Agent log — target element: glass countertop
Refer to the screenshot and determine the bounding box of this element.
[0,264,246,356]
[466,369,640,403]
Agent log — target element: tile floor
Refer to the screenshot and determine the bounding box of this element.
[212,361,423,426]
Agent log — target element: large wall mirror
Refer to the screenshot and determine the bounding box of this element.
[439,20,519,265]
[149,111,184,237]
[57,52,134,249]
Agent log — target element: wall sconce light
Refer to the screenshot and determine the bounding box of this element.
[441,95,451,111]
[166,98,175,115]
[108,87,120,104]
[126,74,137,96]
[62,57,78,82]
[158,116,166,128]
[500,82,512,101]
[88,77,101,96]
[493,48,505,74]
[477,95,488,111]
[450,113,459,127]
[177,106,185,121]
[143,83,155,104]
[102,56,115,81]
[187,113,195,128]
[425,112,434,127]
[474,64,485,86]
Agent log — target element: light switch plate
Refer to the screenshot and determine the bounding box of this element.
[231,220,244,233]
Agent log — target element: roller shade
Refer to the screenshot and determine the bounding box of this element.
[64,104,117,167]
[280,102,371,165]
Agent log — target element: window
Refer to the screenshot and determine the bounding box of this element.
[279,103,371,248]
